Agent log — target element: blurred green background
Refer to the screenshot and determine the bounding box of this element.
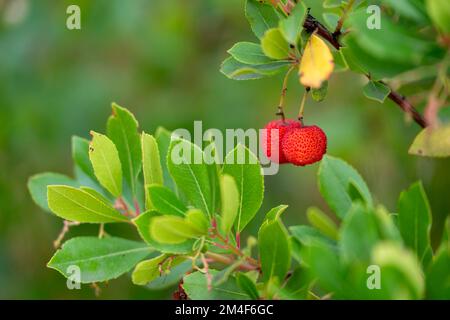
[0,0,448,299]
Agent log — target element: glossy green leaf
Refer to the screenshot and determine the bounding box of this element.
[47,186,128,223]
[89,131,122,197]
[277,266,313,300]
[306,207,338,240]
[409,125,450,157]
[318,155,372,219]
[363,80,391,103]
[150,211,208,244]
[80,186,111,205]
[28,173,78,212]
[146,260,192,290]
[236,273,259,299]
[347,9,441,65]
[398,182,432,266]
[220,57,290,80]
[384,0,429,24]
[290,225,337,250]
[183,271,249,300]
[222,144,264,232]
[107,103,141,195]
[147,184,186,216]
[167,138,213,217]
[155,127,175,190]
[132,254,185,286]
[133,211,194,254]
[426,0,450,33]
[227,42,273,65]
[323,13,339,30]
[261,28,290,60]
[339,203,380,262]
[426,246,450,299]
[219,174,239,235]
[323,0,342,8]
[245,0,279,39]
[258,208,290,284]
[72,136,96,181]
[142,132,163,209]
[47,236,151,283]
[279,2,307,45]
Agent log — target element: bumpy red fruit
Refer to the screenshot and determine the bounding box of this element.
[281,125,327,166]
[263,119,302,163]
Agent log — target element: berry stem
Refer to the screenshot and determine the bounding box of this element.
[298,87,310,121]
[277,65,296,121]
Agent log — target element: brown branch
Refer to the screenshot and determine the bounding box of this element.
[301,14,427,128]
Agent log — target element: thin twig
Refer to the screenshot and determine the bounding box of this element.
[301,14,427,128]
[277,64,297,121]
[333,0,355,38]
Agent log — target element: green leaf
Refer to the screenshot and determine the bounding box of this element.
[372,242,425,299]
[150,210,208,245]
[147,184,186,217]
[306,207,338,240]
[363,80,391,103]
[245,0,279,39]
[28,173,78,212]
[147,260,192,289]
[347,9,442,66]
[167,138,213,217]
[89,131,123,197]
[318,155,372,219]
[185,209,209,234]
[222,144,264,232]
[183,271,249,300]
[47,236,151,283]
[132,254,185,286]
[261,28,290,60]
[277,266,313,300]
[72,136,96,181]
[311,80,328,102]
[80,186,111,205]
[219,174,239,235]
[323,0,342,8]
[426,246,450,299]
[339,203,380,262]
[220,57,290,80]
[141,132,164,209]
[265,204,288,222]
[409,125,450,157]
[322,13,339,30]
[227,42,274,65]
[107,103,141,195]
[290,225,337,251]
[426,0,450,34]
[258,209,290,284]
[301,242,344,295]
[384,0,429,24]
[236,273,260,299]
[155,127,175,189]
[279,2,307,45]
[133,211,194,254]
[47,186,128,223]
[398,181,432,266]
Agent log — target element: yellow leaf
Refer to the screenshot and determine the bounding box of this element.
[299,34,334,89]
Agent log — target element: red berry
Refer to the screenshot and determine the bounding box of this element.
[281,125,327,166]
[263,119,302,163]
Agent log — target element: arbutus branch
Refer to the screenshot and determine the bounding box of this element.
[300,12,428,128]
